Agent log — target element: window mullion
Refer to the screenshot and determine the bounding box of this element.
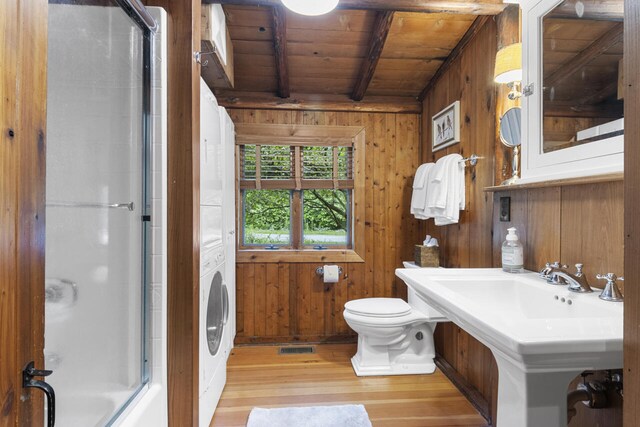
[294,145,302,190]
[291,190,302,249]
[332,146,339,189]
[255,145,262,189]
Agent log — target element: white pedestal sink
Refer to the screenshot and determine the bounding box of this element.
[396,268,623,427]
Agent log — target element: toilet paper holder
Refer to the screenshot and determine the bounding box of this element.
[316,266,343,277]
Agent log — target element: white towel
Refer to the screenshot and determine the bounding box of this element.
[412,163,439,220]
[411,163,434,214]
[411,154,465,225]
[426,154,457,210]
[434,154,465,225]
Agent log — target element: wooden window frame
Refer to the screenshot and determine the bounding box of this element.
[235,124,365,263]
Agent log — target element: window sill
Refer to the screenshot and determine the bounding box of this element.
[236,249,365,264]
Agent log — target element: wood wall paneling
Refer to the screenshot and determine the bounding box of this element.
[422,18,499,424]
[143,0,202,425]
[230,109,421,344]
[0,0,47,425]
[624,0,640,425]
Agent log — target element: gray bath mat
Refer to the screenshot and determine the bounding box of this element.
[246,404,372,427]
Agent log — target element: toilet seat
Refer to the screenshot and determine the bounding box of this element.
[344,298,412,318]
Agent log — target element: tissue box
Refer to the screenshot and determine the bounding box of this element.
[414,245,440,267]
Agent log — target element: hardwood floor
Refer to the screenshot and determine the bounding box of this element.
[211,344,488,427]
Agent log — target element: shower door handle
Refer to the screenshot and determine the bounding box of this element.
[23,361,56,427]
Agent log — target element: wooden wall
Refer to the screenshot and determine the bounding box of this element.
[144,0,203,424]
[624,0,640,424]
[421,16,625,427]
[421,18,499,422]
[228,109,422,344]
[0,0,47,425]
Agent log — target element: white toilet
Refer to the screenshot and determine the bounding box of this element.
[344,286,447,377]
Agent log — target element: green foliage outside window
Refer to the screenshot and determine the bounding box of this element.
[241,144,352,247]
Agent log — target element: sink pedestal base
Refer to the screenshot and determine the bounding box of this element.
[493,351,579,427]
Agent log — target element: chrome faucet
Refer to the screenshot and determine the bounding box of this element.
[540,261,569,285]
[548,263,593,293]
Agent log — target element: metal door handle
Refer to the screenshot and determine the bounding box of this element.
[23,361,55,427]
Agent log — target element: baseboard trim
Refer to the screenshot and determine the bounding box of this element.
[435,355,492,426]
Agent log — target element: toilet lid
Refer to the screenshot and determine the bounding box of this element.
[344,298,412,318]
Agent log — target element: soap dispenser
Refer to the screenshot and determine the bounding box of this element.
[502,227,524,273]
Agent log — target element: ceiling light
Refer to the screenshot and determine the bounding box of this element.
[281,0,339,16]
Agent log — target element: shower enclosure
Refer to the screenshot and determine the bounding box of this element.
[45,1,155,425]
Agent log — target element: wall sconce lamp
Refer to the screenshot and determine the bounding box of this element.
[494,43,524,100]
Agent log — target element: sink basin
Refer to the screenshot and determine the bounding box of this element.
[396,268,623,427]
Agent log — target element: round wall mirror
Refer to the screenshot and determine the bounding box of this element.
[500,107,522,148]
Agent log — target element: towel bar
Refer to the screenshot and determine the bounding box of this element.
[459,154,483,166]
[46,201,135,211]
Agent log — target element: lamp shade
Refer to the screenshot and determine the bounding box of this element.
[281,0,339,16]
[494,43,523,84]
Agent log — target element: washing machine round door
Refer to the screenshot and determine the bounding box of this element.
[206,271,225,355]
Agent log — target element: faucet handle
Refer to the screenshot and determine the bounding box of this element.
[596,273,618,282]
[595,273,624,302]
[551,261,568,269]
[539,262,551,277]
[575,263,584,276]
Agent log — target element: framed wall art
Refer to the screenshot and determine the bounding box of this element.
[432,101,461,152]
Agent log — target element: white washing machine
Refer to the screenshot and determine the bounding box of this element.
[199,241,230,427]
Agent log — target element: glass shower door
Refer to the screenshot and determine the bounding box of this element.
[45,1,152,425]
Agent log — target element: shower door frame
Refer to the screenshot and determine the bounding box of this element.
[0,0,158,426]
[104,0,158,423]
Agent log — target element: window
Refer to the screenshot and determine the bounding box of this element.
[236,124,365,262]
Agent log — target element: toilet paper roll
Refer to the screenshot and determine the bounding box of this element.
[323,265,340,283]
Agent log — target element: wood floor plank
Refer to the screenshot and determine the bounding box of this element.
[210,344,487,426]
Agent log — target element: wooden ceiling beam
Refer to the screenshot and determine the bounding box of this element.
[272,5,290,98]
[216,90,423,113]
[351,11,394,101]
[545,23,623,88]
[418,15,491,102]
[204,0,507,15]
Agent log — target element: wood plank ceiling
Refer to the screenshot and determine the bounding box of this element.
[220,4,492,102]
